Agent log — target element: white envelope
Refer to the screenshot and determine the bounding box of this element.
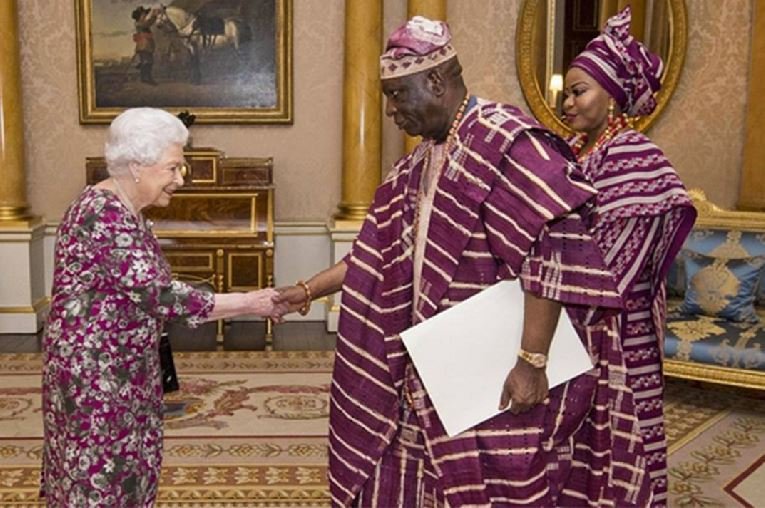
[400,279,594,437]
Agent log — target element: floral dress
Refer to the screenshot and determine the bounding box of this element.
[41,186,214,507]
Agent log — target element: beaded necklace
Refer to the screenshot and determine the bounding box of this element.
[411,93,470,249]
[571,112,629,161]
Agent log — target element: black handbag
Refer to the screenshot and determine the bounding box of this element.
[159,331,180,393]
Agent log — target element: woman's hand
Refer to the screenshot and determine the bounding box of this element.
[246,288,288,319]
[499,360,549,414]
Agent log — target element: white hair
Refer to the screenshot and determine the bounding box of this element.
[104,108,188,175]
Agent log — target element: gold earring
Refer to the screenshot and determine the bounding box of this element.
[608,101,615,123]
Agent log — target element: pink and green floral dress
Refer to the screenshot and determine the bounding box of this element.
[41,187,214,507]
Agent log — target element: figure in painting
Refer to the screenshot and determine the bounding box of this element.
[132,6,160,85]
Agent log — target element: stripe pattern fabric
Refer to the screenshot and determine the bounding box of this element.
[571,128,697,506]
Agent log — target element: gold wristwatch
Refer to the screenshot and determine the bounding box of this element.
[518,349,547,368]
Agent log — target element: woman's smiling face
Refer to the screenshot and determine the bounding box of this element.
[562,66,613,138]
[132,143,186,210]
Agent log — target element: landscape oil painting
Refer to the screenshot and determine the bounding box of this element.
[76,0,292,123]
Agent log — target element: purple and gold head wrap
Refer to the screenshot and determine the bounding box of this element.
[570,6,663,117]
[380,16,457,80]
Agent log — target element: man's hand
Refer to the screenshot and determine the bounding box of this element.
[269,262,348,324]
[499,359,549,414]
[270,285,309,323]
[246,288,288,320]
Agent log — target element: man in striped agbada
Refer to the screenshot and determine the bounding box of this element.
[275,15,671,507]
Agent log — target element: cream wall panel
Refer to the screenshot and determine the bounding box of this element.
[381,0,407,175]
[274,222,331,321]
[29,228,45,306]
[0,225,46,333]
[0,242,33,305]
[0,313,44,334]
[0,228,45,307]
[44,224,57,296]
[649,0,751,209]
[449,1,525,107]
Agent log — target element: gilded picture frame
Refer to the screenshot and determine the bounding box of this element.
[75,0,293,124]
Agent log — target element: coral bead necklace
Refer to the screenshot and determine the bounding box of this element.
[412,93,470,244]
[571,111,629,161]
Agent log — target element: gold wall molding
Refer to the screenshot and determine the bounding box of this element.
[0,297,49,314]
[739,0,765,210]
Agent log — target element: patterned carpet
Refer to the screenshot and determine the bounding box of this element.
[1,351,763,507]
[665,380,765,507]
[0,351,333,507]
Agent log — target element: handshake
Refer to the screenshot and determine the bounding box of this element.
[242,283,313,324]
[236,262,345,324]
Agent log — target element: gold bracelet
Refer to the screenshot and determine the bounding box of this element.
[296,280,312,316]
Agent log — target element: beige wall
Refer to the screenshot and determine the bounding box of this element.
[650,0,751,209]
[18,0,751,224]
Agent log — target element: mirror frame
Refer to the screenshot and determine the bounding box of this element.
[516,0,688,137]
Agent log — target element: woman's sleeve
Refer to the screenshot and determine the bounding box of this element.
[87,201,215,327]
[594,207,694,298]
[587,137,697,298]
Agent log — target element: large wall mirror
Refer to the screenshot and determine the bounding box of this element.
[516,0,687,137]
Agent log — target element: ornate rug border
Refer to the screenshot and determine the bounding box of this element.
[0,351,336,374]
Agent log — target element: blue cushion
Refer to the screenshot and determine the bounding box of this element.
[681,229,765,305]
[679,251,765,323]
[664,311,765,370]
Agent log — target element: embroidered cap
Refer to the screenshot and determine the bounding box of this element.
[380,16,457,80]
[570,6,663,117]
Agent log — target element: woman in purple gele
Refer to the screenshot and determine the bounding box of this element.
[561,7,696,505]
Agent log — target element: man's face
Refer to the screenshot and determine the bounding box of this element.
[382,72,442,139]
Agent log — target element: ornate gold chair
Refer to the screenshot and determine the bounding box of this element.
[664,189,765,390]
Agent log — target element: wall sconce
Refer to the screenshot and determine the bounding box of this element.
[548,73,563,112]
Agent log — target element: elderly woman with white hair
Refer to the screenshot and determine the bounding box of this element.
[40,107,284,506]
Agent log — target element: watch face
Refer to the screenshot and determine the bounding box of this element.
[520,350,546,368]
[529,355,546,368]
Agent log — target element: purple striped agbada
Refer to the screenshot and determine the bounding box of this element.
[569,128,696,506]
[329,99,663,506]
